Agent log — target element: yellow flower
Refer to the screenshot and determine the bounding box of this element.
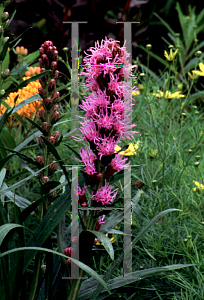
[95,233,116,246]
[191,63,204,77]
[132,90,140,96]
[164,48,179,61]
[149,149,158,157]
[115,140,140,156]
[188,71,198,80]
[152,90,185,99]
[193,180,204,191]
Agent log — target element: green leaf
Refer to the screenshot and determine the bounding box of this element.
[2,47,9,71]
[82,264,194,300]
[0,38,10,62]
[0,107,14,134]
[100,211,124,233]
[9,64,30,76]
[0,246,111,295]
[0,128,16,150]
[1,182,33,210]
[90,230,114,260]
[63,143,82,161]
[0,140,7,160]
[23,50,40,65]
[89,208,182,299]
[41,135,71,188]
[153,12,176,36]
[0,223,35,246]
[0,100,28,129]
[0,130,41,172]
[25,116,44,134]
[0,168,6,188]
[0,165,47,195]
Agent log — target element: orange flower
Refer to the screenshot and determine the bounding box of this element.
[25,66,41,77]
[0,76,43,126]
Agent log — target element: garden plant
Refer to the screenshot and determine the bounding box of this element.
[1,1,204,300]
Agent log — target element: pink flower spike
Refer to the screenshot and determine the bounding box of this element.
[91,179,119,206]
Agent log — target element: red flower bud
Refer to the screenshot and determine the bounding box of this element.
[41,176,50,184]
[36,156,44,166]
[48,136,56,144]
[42,122,50,133]
[53,91,60,103]
[50,189,57,197]
[38,87,46,99]
[39,47,44,56]
[44,41,53,52]
[81,202,88,207]
[42,54,49,67]
[39,58,44,68]
[49,161,57,172]
[44,97,53,110]
[64,247,74,257]
[47,46,53,56]
[38,109,45,121]
[38,135,44,146]
[48,79,56,92]
[54,70,59,80]
[2,12,9,22]
[51,111,60,124]
[96,173,103,183]
[53,131,59,141]
[50,61,57,72]
[53,104,59,112]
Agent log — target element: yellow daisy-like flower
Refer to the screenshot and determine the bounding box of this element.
[192,63,204,77]
[164,48,179,61]
[114,140,140,156]
[95,233,116,246]
[188,71,198,80]
[152,90,185,99]
[0,67,43,126]
[132,90,140,96]
[149,149,158,157]
[193,180,204,191]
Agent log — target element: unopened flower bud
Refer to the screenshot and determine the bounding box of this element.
[39,47,44,56]
[53,91,60,103]
[41,176,50,184]
[36,156,44,166]
[51,110,60,124]
[38,87,46,99]
[42,54,49,67]
[2,68,10,79]
[81,202,88,207]
[138,84,144,91]
[146,44,152,50]
[0,26,3,36]
[42,122,50,133]
[0,89,5,95]
[48,136,56,144]
[38,109,45,121]
[39,58,44,68]
[50,189,57,197]
[49,161,57,172]
[96,173,103,182]
[3,37,9,45]
[44,41,53,51]
[53,131,59,141]
[52,50,58,62]
[4,19,10,30]
[63,47,68,53]
[188,149,192,154]
[168,45,174,49]
[47,46,53,56]
[194,162,200,167]
[140,73,145,77]
[193,25,198,29]
[38,135,44,146]
[195,155,201,160]
[174,33,180,37]
[53,104,59,112]
[48,79,56,93]
[54,70,59,80]
[50,61,57,72]
[195,50,202,58]
[177,84,183,90]
[44,97,53,110]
